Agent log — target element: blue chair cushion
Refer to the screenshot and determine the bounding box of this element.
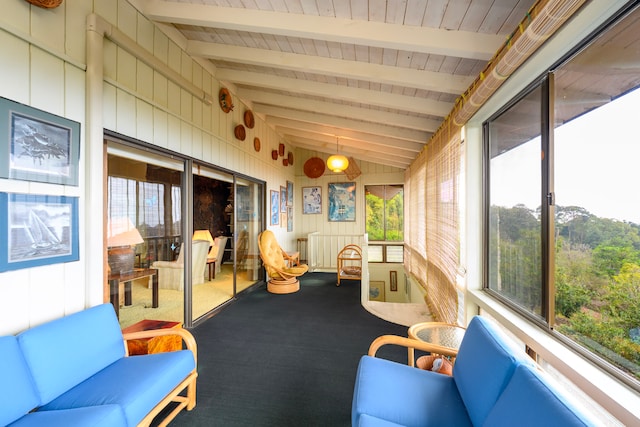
[483,364,597,427]
[17,304,125,405]
[453,316,535,426]
[358,413,407,427]
[39,350,195,426]
[352,355,472,427]
[9,405,126,427]
[0,336,40,426]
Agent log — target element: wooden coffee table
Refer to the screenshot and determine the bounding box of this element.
[108,268,158,318]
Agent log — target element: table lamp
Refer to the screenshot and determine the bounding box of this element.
[193,229,215,257]
[107,217,144,274]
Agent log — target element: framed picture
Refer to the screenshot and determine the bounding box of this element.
[286,180,294,206]
[328,182,356,222]
[0,97,80,186]
[287,205,293,232]
[280,186,287,213]
[270,190,279,226]
[390,270,398,292]
[369,281,385,302]
[0,192,79,272]
[302,186,321,214]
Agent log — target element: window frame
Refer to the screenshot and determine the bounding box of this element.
[365,184,405,263]
[482,2,640,392]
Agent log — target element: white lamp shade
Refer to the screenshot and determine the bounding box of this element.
[193,229,214,245]
[107,217,143,247]
[327,154,349,172]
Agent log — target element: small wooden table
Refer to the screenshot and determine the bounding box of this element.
[121,319,182,355]
[108,268,158,318]
[407,322,466,367]
[206,258,217,280]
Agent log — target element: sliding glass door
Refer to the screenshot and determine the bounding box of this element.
[106,136,265,328]
[107,142,185,328]
[235,177,264,291]
[191,165,235,321]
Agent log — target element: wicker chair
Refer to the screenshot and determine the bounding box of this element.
[258,230,308,294]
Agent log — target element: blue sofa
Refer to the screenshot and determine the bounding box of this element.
[1,303,197,426]
[352,316,597,427]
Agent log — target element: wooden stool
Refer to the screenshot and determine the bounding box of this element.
[297,237,308,264]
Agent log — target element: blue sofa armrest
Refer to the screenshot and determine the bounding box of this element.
[484,364,598,426]
[352,355,472,427]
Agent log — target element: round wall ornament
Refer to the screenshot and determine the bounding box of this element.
[244,110,255,128]
[271,150,278,160]
[234,124,246,141]
[254,137,261,152]
[219,88,234,113]
[25,0,62,7]
[303,157,325,178]
[287,151,294,165]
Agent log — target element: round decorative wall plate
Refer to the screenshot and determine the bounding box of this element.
[303,157,325,178]
[244,110,255,129]
[25,0,62,8]
[234,124,246,141]
[287,151,294,165]
[271,150,278,160]
[283,158,289,166]
[253,137,261,152]
[219,88,234,113]
[278,143,285,157]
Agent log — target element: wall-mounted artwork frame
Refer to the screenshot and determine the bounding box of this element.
[302,186,321,214]
[270,190,280,226]
[287,205,293,232]
[390,270,398,292]
[0,97,80,185]
[280,186,287,213]
[286,180,294,206]
[369,281,385,302]
[0,192,79,272]
[328,182,356,222]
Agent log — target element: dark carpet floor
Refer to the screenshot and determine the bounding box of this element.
[166,272,409,427]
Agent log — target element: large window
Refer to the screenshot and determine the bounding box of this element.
[486,85,544,318]
[365,185,404,262]
[485,4,640,385]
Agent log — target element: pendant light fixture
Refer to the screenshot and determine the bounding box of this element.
[327,137,349,173]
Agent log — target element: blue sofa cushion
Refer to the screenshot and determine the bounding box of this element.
[17,304,125,405]
[39,350,195,426]
[9,405,126,427]
[357,413,407,427]
[483,364,596,427]
[453,316,535,426]
[352,355,472,427]
[0,336,40,426]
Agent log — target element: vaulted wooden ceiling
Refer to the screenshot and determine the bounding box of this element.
[130,0,536,169]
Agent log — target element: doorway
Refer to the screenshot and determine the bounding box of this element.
[105,137,264,328]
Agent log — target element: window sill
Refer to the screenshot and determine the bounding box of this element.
[467,289,640,426]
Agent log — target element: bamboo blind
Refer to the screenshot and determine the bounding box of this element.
[403,0,587,323]
[452,0,587,127]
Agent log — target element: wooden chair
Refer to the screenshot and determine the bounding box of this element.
[258,230,309,294]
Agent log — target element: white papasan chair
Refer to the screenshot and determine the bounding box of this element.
[152,240,210,291]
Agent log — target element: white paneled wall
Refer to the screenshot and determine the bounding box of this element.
[293,148,404,243]
[0,0,299,335]
[0,0,405,335]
